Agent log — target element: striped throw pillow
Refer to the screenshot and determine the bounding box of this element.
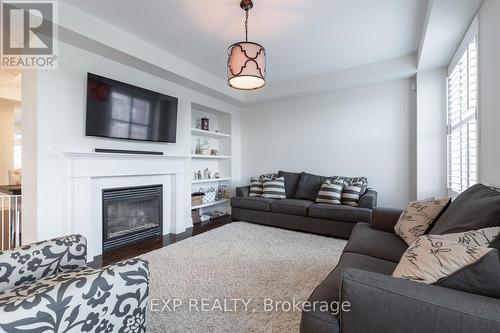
[249,178,263,197]
[342,181,365,206]
[262,177,286,199]
[334,176,368,195]
[316,179,345,205]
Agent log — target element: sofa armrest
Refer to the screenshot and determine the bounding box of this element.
[0,258,150,332]
[236,186,250,197]
[358,189,377,209]
[371,207,403,233]
[0,234,87,293]
[340,268,500,333]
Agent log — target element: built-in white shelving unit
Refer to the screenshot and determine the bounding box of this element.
[191,154,231,159]
[191,177,231,184]
[191,199,230,210]
[190,103,232,222]
[191,128,231,139]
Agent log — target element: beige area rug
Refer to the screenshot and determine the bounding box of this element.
[141,222,347,333]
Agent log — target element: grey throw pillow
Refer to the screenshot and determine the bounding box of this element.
[434,250,500,298]
[278,171,303,198]
[429,184,500,234]
[294,172,329,201]
[490,232,500,250]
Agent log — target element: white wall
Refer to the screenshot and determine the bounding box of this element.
[30,41,241,241]
[0,102,15,184]
[416,68,448,199]
[21,70,38,244]
[478,0,500,187]
[241,80,414,208]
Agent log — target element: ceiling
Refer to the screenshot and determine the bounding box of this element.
[63,0,428,84]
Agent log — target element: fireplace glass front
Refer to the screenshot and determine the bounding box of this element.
[102,185,162,252]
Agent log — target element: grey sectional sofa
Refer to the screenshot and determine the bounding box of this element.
[231,171,377,238]
[301,184,500,333]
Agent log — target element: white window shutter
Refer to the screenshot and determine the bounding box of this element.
[446,19,479,195]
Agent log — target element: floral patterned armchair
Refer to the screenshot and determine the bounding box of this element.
[0,234,150,333]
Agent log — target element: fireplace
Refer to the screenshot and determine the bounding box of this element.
[102,185,162,252]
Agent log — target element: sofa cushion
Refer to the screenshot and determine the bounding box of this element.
[429,184,500,234]
[308,204,372,223]
[270,199,313,217]
[343,223,408,263]
[277,170,302,198]
[294,172,329,201]
[308,252,397,304]
[301,252,397,333]
[230,197,275,212]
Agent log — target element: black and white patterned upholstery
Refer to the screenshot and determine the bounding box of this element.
[333,176,368,195]
[259,173,278,181]
[0,235,150,333]
[262,177,286,199]
[316,179,345,205]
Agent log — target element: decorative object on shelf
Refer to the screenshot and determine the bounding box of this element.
[195,138,201,154]
[201,187,217,204]
[200,138,210,155]
[214,172,220,179]
[228,0,266,91]
[200,215,210,222]
[203,210,229,220]
[210,149,219,156]
[191,192,205,206]
[195,170,203,180]
[217,185,232,200]
[192,208,201,224]
[201,117,210,131]
[203,168,212,179]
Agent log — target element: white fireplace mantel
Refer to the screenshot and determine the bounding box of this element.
[63,152,191,259]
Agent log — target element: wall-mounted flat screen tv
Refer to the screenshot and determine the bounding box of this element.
[85,73,178,143]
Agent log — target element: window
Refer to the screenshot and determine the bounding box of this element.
[447,18,479,194]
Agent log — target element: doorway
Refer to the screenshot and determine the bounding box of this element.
[0,69,22,249]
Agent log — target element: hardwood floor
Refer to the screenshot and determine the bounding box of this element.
[89,215,233,268]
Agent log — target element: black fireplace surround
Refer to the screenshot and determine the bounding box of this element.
[102,185,163,252]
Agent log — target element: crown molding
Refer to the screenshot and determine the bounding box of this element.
[242,54,418,106]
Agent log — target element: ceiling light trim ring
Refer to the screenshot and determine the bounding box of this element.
[228,75,266,90]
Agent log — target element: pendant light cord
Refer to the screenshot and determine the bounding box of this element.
[245,9,249,42]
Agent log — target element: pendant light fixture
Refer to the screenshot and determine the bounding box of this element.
[227,0,266,90]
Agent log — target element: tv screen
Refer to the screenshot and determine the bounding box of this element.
[85,73,178,143]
